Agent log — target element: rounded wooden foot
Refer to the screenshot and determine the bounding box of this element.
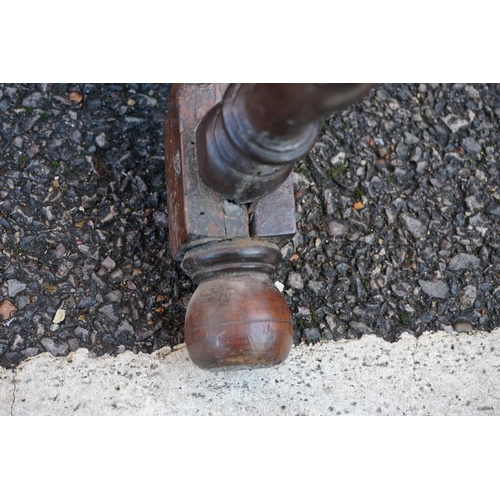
[181,239,293,370]
[185,274,293,370]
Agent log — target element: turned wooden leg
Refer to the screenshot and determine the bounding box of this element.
[196,83,374,203]
[164,83,374,370]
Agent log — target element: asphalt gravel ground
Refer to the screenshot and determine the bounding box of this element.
[1,83,499,369]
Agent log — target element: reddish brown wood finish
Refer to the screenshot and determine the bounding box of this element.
[181,239,292,370]
[238,83,375,135]
[197,83,374,203]
[185,274,293,370]
[164,83,375,371]
[164,84,247,257]
[181,239,282,284]
[164,83,297,258]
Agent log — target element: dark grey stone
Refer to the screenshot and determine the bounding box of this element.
[78,244,99,260]
[349,322,374,335]
[77,297,97,309]
[448,253,481,271]
[462,137,481,155]
[306,280,324,295]
[104,290,123,303]
[287,272,304,290]
[304,328,321,341]
[74,327,90,342]
[99,305,119,324]
[8,279,27,298]
[458,285,477,309]
[400,214,426,239]
[418,280,450,299]
[40,338,70,357]
[441,114,469,133]
[327,221,348,237]
[21,92,43,107]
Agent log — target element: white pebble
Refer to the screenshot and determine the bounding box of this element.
[53,309,66,324]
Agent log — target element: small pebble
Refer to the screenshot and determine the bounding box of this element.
[304,328,321,341]
[448,253,481,271]
[101,256,116,271]
[453,322,474,333]
[327,221,348,237]
[418,280,450,299]
[458,285,477,309]
[53,309,66,324]
[461,137,481,156]
[40,338,69,357]
[287,272,304,290]
[8,279,27,298]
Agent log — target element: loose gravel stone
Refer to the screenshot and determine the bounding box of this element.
[95,133,107,147]
[441,114,470,133]
[40,338,70,357]
[74,327,90,342]
[7,280,27,298]
[453,322,474,333]
[101,256,116,271]
[99,305,119,324]
[448,253,481,271]
[116,320,134,337]
[327,221,348,237]
[458,285,477,309]
[68,339,80,352]
[400,214,426,239]
[461,137,481,156]
[306,280,323,295]
[78,245,99,260]
[104,291,123,303]
[77,297,96,309]
[418,280,450,299]
[12,335,24,350]
[20,347,40,357]
[404,132,420,145]
[349,322,374,336]
[287,272,304,290]
[54,244,67,259]
[16,296,29,310]
[21,92,43,107]
[304,328,321,341]
[52,309,66,324]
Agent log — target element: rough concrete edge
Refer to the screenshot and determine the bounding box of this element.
[11,325,497,368]
[11,368,16,416]
[2,326,500,416]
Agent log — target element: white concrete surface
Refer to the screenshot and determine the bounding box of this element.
[1,328,499,415]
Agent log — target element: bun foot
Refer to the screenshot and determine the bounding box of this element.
[185,274,293,370]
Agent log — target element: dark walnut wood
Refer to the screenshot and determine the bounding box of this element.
[164,84,247,258]
[185,275,292,370]
[164,83,375,370]
[164,83,296,258]
[182,240,292,370]
[181,238,282,283]
[197,83,374,203]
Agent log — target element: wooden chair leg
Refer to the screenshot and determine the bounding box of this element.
[164,83,374,370]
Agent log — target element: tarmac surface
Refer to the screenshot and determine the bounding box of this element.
[1,83,500,415]
[2,83,500,370]
[2,327,499,415]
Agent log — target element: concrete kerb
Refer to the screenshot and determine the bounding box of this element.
[1,328,499,416]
